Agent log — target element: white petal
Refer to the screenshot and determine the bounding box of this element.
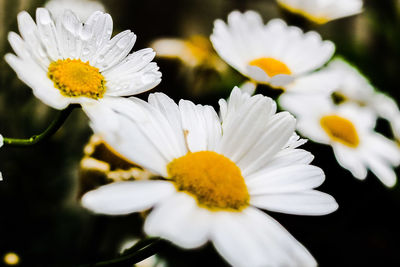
[79,11,113,62]
[5,54,70,110]
[238,112,296,176]
[362,153,398,187]
[260,148,314,172]
[250,190,338,216]
[211,207,317,267]
[17,11,50,68]
[247,165,325,194]
[92,30,137,71]
[84,97,186,176]
[332,144,367,179]
[104,49,161,96]
[36,8,61,61]
[56,9,83,59]
[144,193,211,248]
[216,92,277,164]
[179,100,222,152]
[81,180,175,215]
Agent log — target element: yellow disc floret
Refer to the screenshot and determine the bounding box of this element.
[320,114,360,148]
[249,57,292,77]
[167,151,249,211]
[48,59,106,99]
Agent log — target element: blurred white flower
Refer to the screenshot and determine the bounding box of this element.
[5,8,161,112]
[82,87,337,267]
[285,58,400,141]
[211,10,334,87]
[45,0,105,22]
[280,93,400,187]
[277,0,363,24]
[151,35,227,72]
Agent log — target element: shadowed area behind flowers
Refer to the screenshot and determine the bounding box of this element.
[0,0,400,266]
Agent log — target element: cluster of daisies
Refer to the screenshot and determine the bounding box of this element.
[1,0,399,266]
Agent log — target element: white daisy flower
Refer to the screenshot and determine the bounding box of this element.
[285,58,400,141]
[82,87,338,267]
[277,0,363,24]
[280,93,400,187]
[5,8,161,111]
[210,10,335,87]
[45,0,105,22]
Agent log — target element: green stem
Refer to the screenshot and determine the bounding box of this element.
[2,105,77,146]
[81,238,163,267]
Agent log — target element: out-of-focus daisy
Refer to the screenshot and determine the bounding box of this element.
[151,35,227,73]
[82,87,338,266]
[45,0,105,22]
[280,93,400,187]
[79,134,154,197]
[285,58,400,141]
[5,8,161,111]
[211,10,334,87]
[277,0,363,24]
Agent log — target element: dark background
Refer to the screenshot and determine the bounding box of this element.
[1,0,400,266]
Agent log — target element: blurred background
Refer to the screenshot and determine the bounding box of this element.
[1,0,400,266]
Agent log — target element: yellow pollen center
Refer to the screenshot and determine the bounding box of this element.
[320,115,360,148]
[249,57,291,77]
[48,59,106,99]
[167,151,249,211]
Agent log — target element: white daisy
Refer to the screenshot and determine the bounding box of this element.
[285,58,400,141]
[82,87,338,267]
[45,0,105,22]
[280,93,400,187]
[210,10,335,87]
[277,0,363,24]
[5,8,161,111]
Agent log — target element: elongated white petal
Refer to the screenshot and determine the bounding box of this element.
[211,207,317,267]
[247,165,325,194]
[363,153,397,187]
[332,144,367,179]
[238,112,296,176]
[80,11,113,62]
[82,181,176,215]
[179,100,222,152]
[56,9,83,59]
[84,97,186,176]
[251,190,338,215]
[145,193,211,248]
[104,49,161,96]
[36,8,61,61]
[92,30,137,71]
[5,54,70,110]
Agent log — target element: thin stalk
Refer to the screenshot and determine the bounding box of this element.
[80,238,163,267]
[2,104,77,146]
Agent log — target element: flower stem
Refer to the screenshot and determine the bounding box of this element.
[2,104,78,146]
[81,237,163,267]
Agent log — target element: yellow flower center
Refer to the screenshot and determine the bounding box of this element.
[167,151,249,211]
[48,59,106,99]
[320,115,360,148]
[249,57,291,77]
